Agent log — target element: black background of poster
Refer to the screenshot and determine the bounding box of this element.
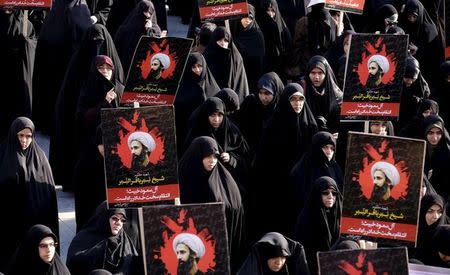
[318,247,408,275]
[142,203,230,274]
[122,36,193,105]
[341,132,425,246]
[101,105,178,206]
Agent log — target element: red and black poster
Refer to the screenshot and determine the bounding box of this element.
[198,0,249,22]
[340,132,426,246]
[0,0,52,8]
[121,36,193,106]
[325,0,365,15]
[142,203,230,274]
[340,34,409,120]
[101,105,179,208]
[318,247,408,275]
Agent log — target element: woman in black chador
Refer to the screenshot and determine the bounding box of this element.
[0,7,36,140]
[295,176,342,274]
[6,224,70,275]
[237,232,310,275]
[51,23,124,191]
[178,136,246,273]
[203,26,249,104]
[0,117,58,271]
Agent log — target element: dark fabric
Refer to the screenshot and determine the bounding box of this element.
[50,23,123,191]
[203,26,250,104]
[299,55,342,133]
[105,0,139,37]
[365,4,398,33]
[178,136,246,273]
[174,52,220,158]
[237,232,310,275]
[289,131,343,214]
[0,9,36,140]
[67,202,140,275]
[235,72,284,159]
[276,0,306,35]
[422,115,450,201]
[87,0,113,25]
[416,194,448,251]
[330,237,360,251]
[257,0,292,76]
[324,30,354,77]
[249,83,318,239]
[114,0,161,73]
[32,0,92,134]
[6,224,70,275]
[398,99,439,139]
[0,117,58,272]
[295,176,342,274]
[230,4,265,92]
[431,61,450,130]
[89,270,112,275]
[414,224,450,268]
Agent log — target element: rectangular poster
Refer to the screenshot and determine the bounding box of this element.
[318,247,408,275]
[121,36,193,106]
[340,34,409,120]
[198,0,249,22]
[142,203,230,274]
[325,0,365,15]
[340,132,426,246]
[0,0,51,8]
[101,105,179,208]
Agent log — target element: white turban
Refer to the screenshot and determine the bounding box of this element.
[367,55,390,74]
[371,161,400,186]
[151,53,171,69]
[172,233,206,258]
[307,0,325,8]
[128,131,156,152]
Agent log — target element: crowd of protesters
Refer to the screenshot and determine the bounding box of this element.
[1,0,450,274]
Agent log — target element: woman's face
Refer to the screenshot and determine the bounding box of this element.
[17,128,32,150]
[370,121,387,135]
[191,63,203,76]
[373,170,386,187]
[422,109,433,118]
[39,236,56,263]
[266,6,275,18]
[322,144,335,161]
[309,67,326,87]
[289,95,305,113]
[427,127,443,146]
[208,112,224,129]
[321,188,337,208]
[267,256,286,272]
[97,64,113,81]
[202,153,218,171]
[216,38,229,49]
[425,204,443,225]
[109,213,126,236]
[241,17,253,28]
[258,89,274,106]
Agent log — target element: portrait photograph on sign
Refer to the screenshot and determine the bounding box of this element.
[340,132,426,246]
[142,203,230,275]
[121,36,193,106]
[340,34,408,120]
[318,247,408,275]
[101,105,179,208]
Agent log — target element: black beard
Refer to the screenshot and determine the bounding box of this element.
[371,183,389,203]
[177,257,195,275]
[131,153,146,169]
[366,70,383,88]
[148,68,162,80]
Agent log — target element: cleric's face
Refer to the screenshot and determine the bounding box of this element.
[151,59,162,71]
[368,61,380,76]
[130,140,143,156]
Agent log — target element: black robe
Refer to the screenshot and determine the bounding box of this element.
[105,0,139,37]
[0,9,36,140]
[413,224,450,268]
[398,99,439,139]
[67,202,140,275]
[114,0,161,74]
[50,23,124,191]
[203,26,250,104]
[87,0,113,25]
[431,61,450,130]
[295,176,342,274]
[0,117,58,271]
[6,224,70,275]
[178,136,246,273]
[237,232,310,275]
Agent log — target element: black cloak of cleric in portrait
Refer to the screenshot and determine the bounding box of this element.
[370,161,400,203]
[146,52,171,81]
[127,131,156,170]
[172,233,206,275]
[366,54,390,89]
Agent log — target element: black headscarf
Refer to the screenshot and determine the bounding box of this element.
[431,61,450,130]
[114,0,161,73]
[417,194,448,248]
[398,99,439,139]
[0,117,58,271]
[178,136,245,272]
[414,224,450,268]
[366,4,398,33]
[306,3,336,55]
[295,176,342,274]
[203,26,250,104]
[51,23,124,191]
[6,224,70,275]
[87,0,113,25]
[0,8,35,140]
[67,201,140,275]
[237,232,310,275]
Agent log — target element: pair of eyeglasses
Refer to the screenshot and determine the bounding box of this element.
[321,190,338,196]
[39,242,58,249]
[111,216,127,223]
